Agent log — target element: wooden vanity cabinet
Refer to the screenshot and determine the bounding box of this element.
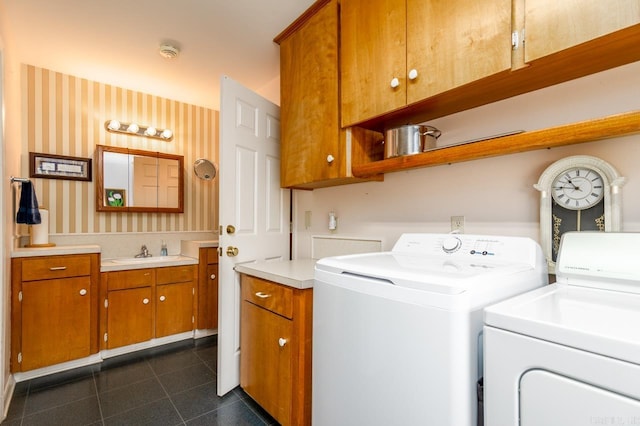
[196,247,219,330]
[101,264,197,349]
[340,0,512,127]
[156,265,197,337]
[11,253,100,372]
[101,268,154,349]
[275,0,383,189]
[240,274,313,426]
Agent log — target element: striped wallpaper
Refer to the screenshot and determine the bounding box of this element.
[21,64,219,234]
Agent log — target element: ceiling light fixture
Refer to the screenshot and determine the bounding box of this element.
[158,44,180,59]
[104,120,174,141]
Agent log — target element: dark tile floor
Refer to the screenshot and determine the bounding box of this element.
[2,337,278,426]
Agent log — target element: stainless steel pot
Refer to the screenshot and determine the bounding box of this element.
[384,125,441,158]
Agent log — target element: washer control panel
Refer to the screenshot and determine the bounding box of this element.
[392,233,538,265]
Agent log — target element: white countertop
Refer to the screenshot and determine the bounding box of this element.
[235,259,316,289]
[101,255,198,272]
[12,244,101,258]
[180,239,219,259]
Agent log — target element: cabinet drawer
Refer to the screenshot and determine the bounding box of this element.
[22,255,92,281]
[105,269,154,291]
[157,265,196,285]
[206,248,219,265]
[242,275,293,319]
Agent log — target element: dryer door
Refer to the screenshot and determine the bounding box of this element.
[520,369,640,426]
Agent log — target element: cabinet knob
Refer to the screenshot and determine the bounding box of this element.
[210,274,216,280]
[326,154,335,163]
[408,69,418,80]
[278,338,288,347]
[390,77,400,88]
[142,298,150,305]
[159,295,166,302]
[79,289,87,296]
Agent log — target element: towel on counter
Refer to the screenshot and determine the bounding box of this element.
[16,180,41,225]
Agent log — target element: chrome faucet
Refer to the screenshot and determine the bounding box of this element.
[135,244,152,258]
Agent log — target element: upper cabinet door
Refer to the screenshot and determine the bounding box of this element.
[524,0,640,63]
[341,0,407,127]
[279,0,341,187]
[406,0,512,104]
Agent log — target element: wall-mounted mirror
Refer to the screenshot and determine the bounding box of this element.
[96,145,184,213]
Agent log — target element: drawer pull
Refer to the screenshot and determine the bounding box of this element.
[142,298,150,305]
[49,266,67,271]
[79,289,87,296]
[278,338,288,347]
[159,295,166,302]
[255,292,271,299]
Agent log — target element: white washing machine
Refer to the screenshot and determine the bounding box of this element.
[313,233,548,426]
[484,232,640,426]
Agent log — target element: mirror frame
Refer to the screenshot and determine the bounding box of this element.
[96,145,184,213]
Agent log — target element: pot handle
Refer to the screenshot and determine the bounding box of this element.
[420,128,442,139]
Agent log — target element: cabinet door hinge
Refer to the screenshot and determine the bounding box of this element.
[104,299,109,308]
[192,315,195,324]
[192,288,195,296]
[103,332,108,342]
[17,352,22,364]
[18,291,22,302]
[512,29,525,50]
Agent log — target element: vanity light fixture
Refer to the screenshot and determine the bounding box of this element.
[104,120,173,141]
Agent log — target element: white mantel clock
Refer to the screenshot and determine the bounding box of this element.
[534,155,625,273]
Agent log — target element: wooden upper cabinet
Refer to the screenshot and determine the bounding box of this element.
[406,0,512,104]
[341,0,407,126]
[341,0,512,126]
[524,0,640,63]
[278,0,341,188]
[276,0,383,189]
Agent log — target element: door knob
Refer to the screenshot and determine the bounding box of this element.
[226,225,236,234]
[226,246,239,257]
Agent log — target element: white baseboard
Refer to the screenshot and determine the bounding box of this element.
[13,354,103,382]
[1,374,16,423]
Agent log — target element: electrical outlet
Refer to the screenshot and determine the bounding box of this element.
[451,215,465,233]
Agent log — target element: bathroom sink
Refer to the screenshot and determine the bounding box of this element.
[110,255,183,264]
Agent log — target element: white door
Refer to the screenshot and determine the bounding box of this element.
[217,75,291,396]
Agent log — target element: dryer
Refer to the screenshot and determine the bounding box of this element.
[313,233,548,426]
[484,232,640,426]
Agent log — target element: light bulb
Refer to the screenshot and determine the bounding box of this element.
[145,127,157,137]
[108,120,121,131]
[127,123,139,133]
[161,129,173,139]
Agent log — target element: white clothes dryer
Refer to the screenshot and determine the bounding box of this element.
[484,232,640,426]
[313,233,548,426]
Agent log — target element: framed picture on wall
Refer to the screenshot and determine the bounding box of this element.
[29,152,92,181]
[105,188,126,207]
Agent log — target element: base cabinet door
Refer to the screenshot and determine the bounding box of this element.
[106,287,153,349]
[156,281,194,338]
[196,247,219,330]
[241,301,293,425]
[21,277,92,371]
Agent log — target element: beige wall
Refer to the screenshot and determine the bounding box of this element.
[20,65,219,236]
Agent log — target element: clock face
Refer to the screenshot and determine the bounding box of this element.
[551,167,604,210]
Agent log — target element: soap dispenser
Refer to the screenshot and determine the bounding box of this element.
[160,240,168,256]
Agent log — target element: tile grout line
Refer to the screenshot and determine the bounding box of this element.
[150,357,188,425]
[90,371,106,425]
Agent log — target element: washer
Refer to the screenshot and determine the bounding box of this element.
[484,232,640,426]
[313,233,548,426]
